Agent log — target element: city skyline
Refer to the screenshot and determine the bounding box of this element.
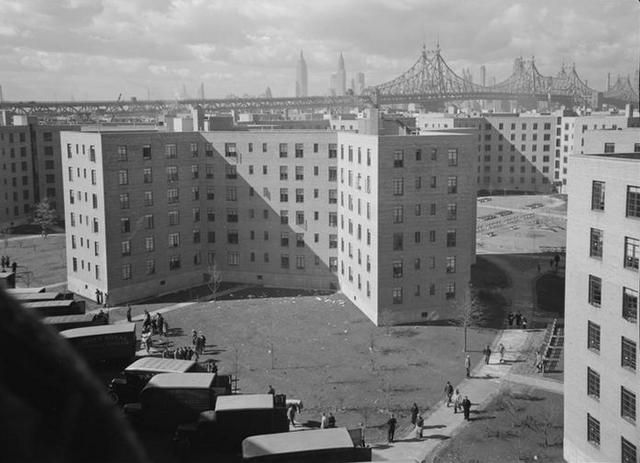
[0,0,638,101]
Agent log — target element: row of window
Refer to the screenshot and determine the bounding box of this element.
[586,367,637,423]
[478,165,550,174]
[390,230,457,249]
[0,131,27,144]
[589,229,639,270]
[392,256,457,276]
[587,274,638,323]
[587,320,637,370]
[476,176,550,185]
[392,148,458,167]
[586,414,637,462]
[391,282,457,303]
[592,181,640,218]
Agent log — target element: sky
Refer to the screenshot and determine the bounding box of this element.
[0,0,638,101]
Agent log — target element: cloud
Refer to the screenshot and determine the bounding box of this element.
[0,0,637,100]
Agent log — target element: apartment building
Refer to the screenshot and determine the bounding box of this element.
[0,115,70,229]
[60,127,476,325]
[581,127,640,156]
[563,153,640,462]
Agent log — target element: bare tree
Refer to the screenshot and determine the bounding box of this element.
[206,261,222,301]
[33,198,57,238]
[457,283,481,352]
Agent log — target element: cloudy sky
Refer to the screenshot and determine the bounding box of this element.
[0,0,638,101]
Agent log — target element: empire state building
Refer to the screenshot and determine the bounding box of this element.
[296,51,308,97]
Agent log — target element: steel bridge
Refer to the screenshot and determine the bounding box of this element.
[0,46,637,118]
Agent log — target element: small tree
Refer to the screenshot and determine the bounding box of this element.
[207,262,222,301]
[33,198,56,238]
[457,283,481,352]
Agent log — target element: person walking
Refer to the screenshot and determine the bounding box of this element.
[483,345,492,364]
[452,388,462,414]
[327,413,336,428]
[287,404,296,427]
[157,313,164,336]
[268,385,275,395]
[320,412,327,429]
[416,415,424,438]
[465,354,471,378]
[522,317,528,330]
[507,312,514,328]
[515,312,522,327]
[462,396,472,421]
[444,381,454,406]
[410,403,419,425]
[126,304,132,323]
[499,343,505,364]
[387,414,397,443]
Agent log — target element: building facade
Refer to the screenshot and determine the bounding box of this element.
[563,153,639,463]
[60,127,476,325]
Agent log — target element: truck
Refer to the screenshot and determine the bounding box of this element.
[108,357,199,404]
[173,393,289,452]
[241,428,372,462]
[124,372,232,429]
[23,299,86,317]
[44,313,108,331]
[61,323,136,363]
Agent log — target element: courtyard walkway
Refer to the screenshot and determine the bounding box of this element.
[371,328,561,462]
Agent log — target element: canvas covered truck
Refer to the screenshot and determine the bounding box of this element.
[173,393,289,452]
[61,323,136,363]
[124,372,232,429]
[23,299,86,317]
[44,313,108,331]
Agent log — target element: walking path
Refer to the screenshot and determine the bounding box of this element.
[371,329,560,462]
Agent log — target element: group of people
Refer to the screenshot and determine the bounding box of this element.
[191,329,206,356]
[142,309,167,336]
[507,311,527,329]
[320,412,336,429]
[444,381,473,421]
[0,256,17,273]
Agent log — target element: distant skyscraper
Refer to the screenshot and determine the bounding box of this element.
[336,53,346,96]
[265,87,273,99]
[480,65,486,87]
[356,72,365,95]
[197,82,205,100]
[296,51,308,97]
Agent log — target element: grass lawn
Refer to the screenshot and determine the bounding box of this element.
[433,384,563,463]
[1,234,67,287]
[536,273,565,317]
[471,256,511,289]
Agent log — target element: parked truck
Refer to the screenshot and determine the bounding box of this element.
[23,299,86,317]
[124,372,232,429]
[173,393,289,452]
[108,357,199,404]
[61,323,136,363]
[44,313,108,332]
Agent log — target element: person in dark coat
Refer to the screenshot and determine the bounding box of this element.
[462,396,472,421]
[327,413,336,428]
[126,305,132,323]
[387,414,397,442]
[410,403,419,425]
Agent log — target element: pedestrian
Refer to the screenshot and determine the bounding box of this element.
[143,310,151,331]
[452,388,461,413]
[387,414,397,442]
[522,317,528,330]
[198,334,206,354]
[327,413,336,428]
[507,312,514,327]
[554,254,560,270]
[444,381,454,406]
[483,345,492,364]
[499,343,505,364]
[151,315,158,335]
[410,402,419,425]
[126,304,132,322]
[515,312,522,327]
[535,351,543,373]
[1,255,5,270]
[103,292,108,308]
[462,396,472,421]
[465,354,471,378]
[268,385,275,395]
[320,412,327,429]
[162,319,168,336]
[287,404,296,427]
[416,415,424,438]
[157,313,164,335]
[11,261,17,273]
[191,329,198,347]
[358,422,366,447]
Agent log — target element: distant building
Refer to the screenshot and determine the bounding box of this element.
[563,152,639,463]
[295,51,308,98]
[336,53,346,96]
[356,72,365,95]
[60,120,476,325]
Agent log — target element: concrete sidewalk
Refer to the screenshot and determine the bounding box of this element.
[371,329,556,462]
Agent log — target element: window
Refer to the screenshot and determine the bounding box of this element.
[296,233,304,247]
[227,230,239,244]
[446,229,456,247]
[446,282,456,299]
[190,142,198,157]
[143,167,153,183]
[414,231,421,243]
[588,275,601,307]
[169,255,181,270]
[447,148,458,166]
[226,187,237,201]
[624,237,639,270]
[626,185,640,218]
[446,256,456,273]
[279,143,288,158]
[143,144,151,160]
[296,255,305,269]
[118,169,129,185]
[165,144,177,158]
[604,142,615,153]
[145,259,155,275]
[589,228,603,258]
[280,232,289,247]
[117,145,128,161]
[120,217,131,233]
[296,211,305,225]
[621,387,636,423]
[623,287,638,323]
[225,143,237,158]
[295,143,303,158]
[168,210,179,225]
[280,188,288,203]
[145,236,154,252]
[280,254,289,269]
[119,193,129,209]
[588,321,600,352]
[393,206,404,224]
[144,191,153,206]
[447,203,457,220]
[205,165,214,179]
[121,264,131,280]
[392,178,404,196]
[207,231,215,243]
[191,164,199,179]
[622,437,637,463]
[166,166,178,182]
[168,233,180,248]
[393,150,404,167]
[393,232,403,251]
[225,165,237,180]
[447,176,457,194]
[167,188,179,204]
[392,260,403,278]
[295,189,304,203]
[591,181,605,210]
[586,414,600,446]
[226,208,238,223]
[587,367,599,399]
[392,287,403,304]
[622,337,636,370]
